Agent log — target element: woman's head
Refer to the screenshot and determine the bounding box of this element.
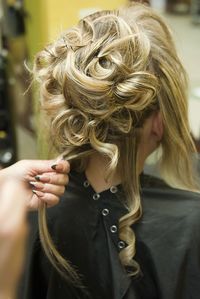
[34,2,196,189]
[34,2,198,281]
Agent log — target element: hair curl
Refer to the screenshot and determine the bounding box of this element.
[34,1,198,288]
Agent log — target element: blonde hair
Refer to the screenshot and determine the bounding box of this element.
[34,1,198,287]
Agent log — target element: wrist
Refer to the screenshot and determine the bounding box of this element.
[0,162,19,186]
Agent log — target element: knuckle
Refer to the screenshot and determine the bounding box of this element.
[42,183,48,192]
[65,175,69,185]
[43,194,59,206]
[60,186,65,195]
[61,174,69,186]
[56,186,65,196]
[66,161,70,173]
[53,196,60,205]
[49,176,54,185]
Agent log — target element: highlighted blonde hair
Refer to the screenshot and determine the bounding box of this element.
[34,1,198,287]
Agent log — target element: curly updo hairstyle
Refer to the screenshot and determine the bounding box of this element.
[34,1,198,288]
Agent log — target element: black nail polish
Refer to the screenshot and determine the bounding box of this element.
[35,175,40,181]
[32,190,37,195]
[51,164,57,170]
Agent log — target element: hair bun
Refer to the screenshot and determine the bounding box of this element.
[34,6,161,149]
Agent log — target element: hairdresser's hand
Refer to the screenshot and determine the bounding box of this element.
[0,159,70,210]
[0,180,27,299]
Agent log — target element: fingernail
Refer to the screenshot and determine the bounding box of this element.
[52,163,63,171]
[35,175,41,181]
[32,190,44,197]
[37,175,50,183]
[51,164,57,170]
[30,181,36,188]
[30,181,43,189]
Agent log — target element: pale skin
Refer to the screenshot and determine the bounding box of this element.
[0,159,70,210]
[0,180,28,299]
[0,159,70,299]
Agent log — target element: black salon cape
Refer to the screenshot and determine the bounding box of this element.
[18,172,200,299]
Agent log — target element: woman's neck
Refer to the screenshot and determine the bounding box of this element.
[85,152,121,193]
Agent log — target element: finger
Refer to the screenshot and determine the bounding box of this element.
[39,192,60,208]
[22,159,70,180]
[50,160,70,173]
[34,173,69,186]
[27,194,42,211]
[31,182,65,196]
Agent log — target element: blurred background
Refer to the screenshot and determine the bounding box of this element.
[0,0,200,169]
